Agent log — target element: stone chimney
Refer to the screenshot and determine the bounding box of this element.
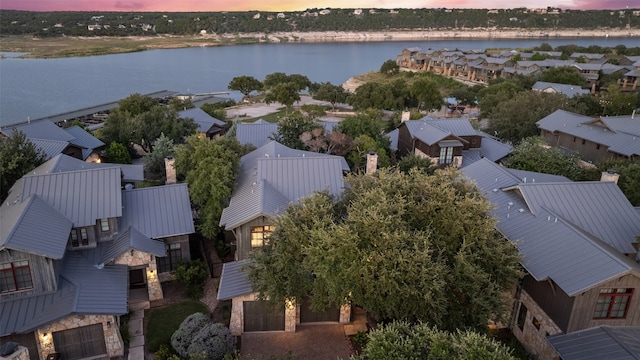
[165,156,177,184]
[401,111,411,123]
[600,169,619,184]
[366,152,378,175]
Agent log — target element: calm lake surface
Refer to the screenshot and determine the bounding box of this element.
[2,37,640,126]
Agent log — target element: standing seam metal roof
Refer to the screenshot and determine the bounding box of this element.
[120,183,195,239]
[64,126,105,150]
[461,158,640,296]
[217,259,254,300]
[0,195,72,259]
[21,167,122,227]
[548,326,640,360]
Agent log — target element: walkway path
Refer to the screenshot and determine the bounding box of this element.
[127,301,149,360]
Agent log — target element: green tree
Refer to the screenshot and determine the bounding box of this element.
[411,78,443,111]
[264,82,301,112]
[168,98,195,112]
[589,160,640,206]
[486,91,570,144]
[270,111,322,149]
[248,168,522,331]
[174,136,242,239]
[171,313,234,360]
[338,111,391,148]
[106,142,132,164]
[380,59,400,75]
[346,134,391,172]
[263,72,290,89]
[0,130,46,201]
[355,321,516,360]
[477,81,526,119]
[312,82,348,110]
[540,66,585,86]
[143,133,174,179]
[173,260,209,299]
[507,137,584,180]
[602,84,637,116]
[228,75,263,99]
[287,74,312,92]
[397,153,436,175]
[101,110,135,151]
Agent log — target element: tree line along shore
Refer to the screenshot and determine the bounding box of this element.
[1,28,639,59]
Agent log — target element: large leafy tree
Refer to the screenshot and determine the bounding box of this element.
[228,75,263,99]
[507,137,585,180]
[602,84,638,116]
[143,133,175,179]
[355,321,516,360]
[540,66,586,86]
[270,111,322,150]
[101,94,198,153]
[486,91,570,144]
[312,82,348,110]
[264,82,301,112]
[0,130,46,201]
[106,142,132,164]
[380,59,400,76]
[477,80,527,119]
[411,78,443,111]
[248,168,522,331]
[174,135,243,239]
[586,159,640,206]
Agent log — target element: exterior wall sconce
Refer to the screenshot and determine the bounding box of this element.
[285,298,296,310]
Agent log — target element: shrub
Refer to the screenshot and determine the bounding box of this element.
[171,313,234,360]
[174,260,209,299]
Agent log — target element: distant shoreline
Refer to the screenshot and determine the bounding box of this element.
[1,28,638,58]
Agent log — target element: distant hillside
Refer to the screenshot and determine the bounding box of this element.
[1,8,639,38]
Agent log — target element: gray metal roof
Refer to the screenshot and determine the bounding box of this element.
[403,121,451,145]
[1,120,75,142]
[536,110,640,157]
[65,125,105,151]
[422,117,478,137]
[22,154,144,182]
[21,167,122,227]
[516,182,640,255]
[504,168,571,184]
[99,226,167,265]
[532,81,589,98]
[220,141,347,230]
[120,183,195,239]
[62,250,129,315]
[438,140,463,148]
[0,276,78,335]
[28,138,70,160]
[548,326,640,360]
[235,122,279,147]
[217,259,254,300]
[179,108,226,134]
[0,195,72,259]
[386,129,399,151]
[462,158,640,296]
[478,135,513,161]
[599,115,640,137]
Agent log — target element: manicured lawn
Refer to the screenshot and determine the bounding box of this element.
[145,300,209,353]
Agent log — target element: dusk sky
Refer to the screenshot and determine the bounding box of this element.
[0,0,633,12]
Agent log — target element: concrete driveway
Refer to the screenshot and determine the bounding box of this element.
[240,324,353,360]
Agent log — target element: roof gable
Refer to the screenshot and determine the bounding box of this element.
[99,226,167,265]
[2,120,75,142]
[179,107,226,133]
[64,126,105,151]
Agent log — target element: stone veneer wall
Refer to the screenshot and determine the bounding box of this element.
[114,249,163,301]
[512,290,562,360]
[0,346,29,360]
[36,314,122,360]
[339,304,351,324]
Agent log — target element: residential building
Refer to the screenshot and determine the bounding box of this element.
[462,159,640,359]
[537,109,640,163]
[532,81,590,98]
[0,155,194,360]
[217,141,351,335]
[179,107,227,139]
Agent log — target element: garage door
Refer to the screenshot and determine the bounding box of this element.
[300,298,340,323]
[52,323,106,360]
[243,301,285,332]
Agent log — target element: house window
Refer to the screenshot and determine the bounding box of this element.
[596,144,601,150]
[0,260,33,293]
[594,288,633,319]
[157,243,182,273]
[99,218,110,232]
[582,139,586,145]
[439,147,454,165]
[516,303,527,331]
[251,226,275,248]
[70,228,89,247]
[573,137,576,142]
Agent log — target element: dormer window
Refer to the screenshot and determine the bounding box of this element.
[70,228,89,247]
[100,218,110,232]
[0,260,33,293]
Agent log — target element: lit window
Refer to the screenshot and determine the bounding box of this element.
[100,218,110,232]
[594,288,633,319]
[251,226,275,248]
[0,260,33,293]
[70,228,89,247]
[158,243,182,273]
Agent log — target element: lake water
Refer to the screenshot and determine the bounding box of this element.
[2,37,640,126]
